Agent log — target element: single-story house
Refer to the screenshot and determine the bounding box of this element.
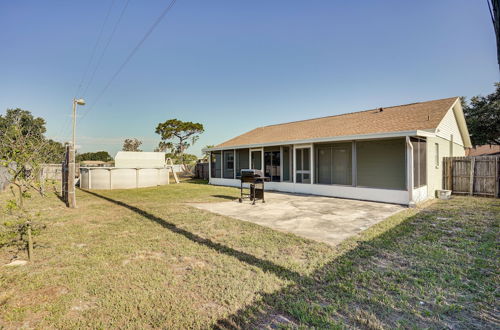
[204,97,472,206]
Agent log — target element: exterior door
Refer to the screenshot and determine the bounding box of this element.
[264,150,280,181]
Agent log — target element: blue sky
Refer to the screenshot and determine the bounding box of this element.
[0,1,498,157]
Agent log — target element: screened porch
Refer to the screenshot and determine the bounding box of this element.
[209,137,427,204]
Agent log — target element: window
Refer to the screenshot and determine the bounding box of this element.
[235,149,249,178]
[316,142,352,185]
[435,143,439,168]
[210,151,222,178]
[411,137,427,188]
[356,139,406,190]
[296,147,311,183]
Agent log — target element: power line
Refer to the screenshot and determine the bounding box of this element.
[81,0,178,121]
[81,0,131,98]
[74,0,116,98]
[58,0,116,146]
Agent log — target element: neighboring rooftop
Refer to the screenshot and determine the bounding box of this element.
[466,145,500,156]
[216,97,459,148]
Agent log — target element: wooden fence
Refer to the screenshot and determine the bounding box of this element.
[194,162,209,180]
[443,156,499,197]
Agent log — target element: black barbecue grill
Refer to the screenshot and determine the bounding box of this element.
[239,169,270,204]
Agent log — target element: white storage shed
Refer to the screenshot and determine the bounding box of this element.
[114,151,166,168]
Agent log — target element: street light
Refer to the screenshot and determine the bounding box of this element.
[72,98,86,148]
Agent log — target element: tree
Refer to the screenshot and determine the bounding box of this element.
[155,119,204,164]
[43,139,65,163]
[0,108,58,260]
[0,108,46,141]
[463,83,500,146]
[122,138,142,152]
[202,145,214,161]
[76,151,113,162]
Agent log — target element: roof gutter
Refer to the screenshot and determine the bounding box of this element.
[203,129,436,152]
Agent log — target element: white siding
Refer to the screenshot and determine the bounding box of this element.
[426,136,465,198]
[114,151,166,168]
[436,108,464,146]
[80,167,169,189]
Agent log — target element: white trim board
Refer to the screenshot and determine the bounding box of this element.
[209,178,410,205]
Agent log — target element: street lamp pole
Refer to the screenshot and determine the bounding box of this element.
[72,98,85,149]
[68,98,85,208]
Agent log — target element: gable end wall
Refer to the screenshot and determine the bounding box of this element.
[435,108,464,146]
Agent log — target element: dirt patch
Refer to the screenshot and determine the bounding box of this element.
[16,286,69,307]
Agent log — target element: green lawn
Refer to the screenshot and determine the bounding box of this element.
[0,181,498,329]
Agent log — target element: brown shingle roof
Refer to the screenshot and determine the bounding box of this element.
[466,145,500,156]
[216,97,458,148]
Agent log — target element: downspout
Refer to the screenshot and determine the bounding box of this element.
[406,137,415,207]
[208,152,212,184]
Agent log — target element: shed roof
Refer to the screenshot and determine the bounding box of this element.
[215,97,460,148]
[114,152,165,161]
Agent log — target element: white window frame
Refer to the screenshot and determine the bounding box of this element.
[294,144,313,184]
[249,148,264,171]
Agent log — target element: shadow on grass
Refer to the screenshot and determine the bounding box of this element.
[53,191,67,206]
[183,179,209,185]
[211,195,238,201]
[212,207,495,329]
[80,189,303,282]
[78,190,495,328]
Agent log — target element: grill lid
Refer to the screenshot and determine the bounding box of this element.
[240,169,264,178]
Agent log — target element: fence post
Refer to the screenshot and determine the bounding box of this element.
[469,157,475,196]
[39,166,45,196]
[68,143,76,208]
[62,145,69,204]
[446,157,453,191]
[496,158,499,198]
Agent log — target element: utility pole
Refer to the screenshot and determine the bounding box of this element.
[70,98,85,208]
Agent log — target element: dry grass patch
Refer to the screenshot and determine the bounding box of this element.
[0,181,498,328]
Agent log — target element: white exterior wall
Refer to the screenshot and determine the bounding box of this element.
[114,151,166,168]
[209,177,409,205]
[80,167,169,190]
[436,108,464,146]
[426,136,466,198]
[412,185,428,203]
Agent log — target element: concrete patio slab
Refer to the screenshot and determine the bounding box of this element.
[191,192,405,246]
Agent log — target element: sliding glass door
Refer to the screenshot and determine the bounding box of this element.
[264,148,280,182]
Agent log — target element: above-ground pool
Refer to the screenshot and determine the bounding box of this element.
[80,167,169,189]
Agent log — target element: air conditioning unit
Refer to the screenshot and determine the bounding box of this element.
[436,190,451,200]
